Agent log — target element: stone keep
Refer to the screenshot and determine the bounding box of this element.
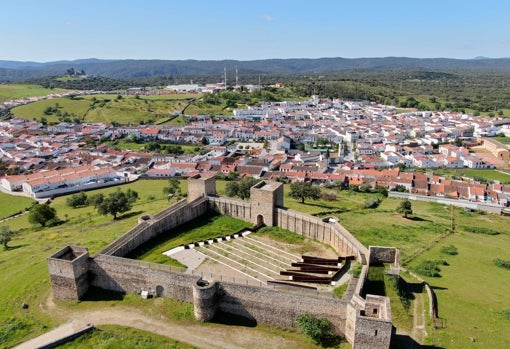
[249,181,284,226]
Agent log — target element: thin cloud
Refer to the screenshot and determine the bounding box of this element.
[262,14,274,23]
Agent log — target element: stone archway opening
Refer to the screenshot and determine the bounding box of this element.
[155,285,165,297]
[256,214,264,226]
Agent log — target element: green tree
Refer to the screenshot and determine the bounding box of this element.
[0,226,14,249]
[95,190,137,219]
[66,192,88,208]
[163,178,181,199]
[87,193,104,207]
[296,313,333,346]
[28,203,57,227]
[396,199,413,218]
[289,182,321,204]
[225,177,260,200]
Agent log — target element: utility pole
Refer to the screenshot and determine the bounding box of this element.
[450,205,456,233]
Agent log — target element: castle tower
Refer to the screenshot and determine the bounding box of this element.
[188,174,216,202]
[249,180,284,226]
[47,245,90,300]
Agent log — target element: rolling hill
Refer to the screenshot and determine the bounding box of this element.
[1,57,510,81]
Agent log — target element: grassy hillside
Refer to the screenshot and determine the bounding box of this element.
[11,94,198,125]
[0,84,66,103]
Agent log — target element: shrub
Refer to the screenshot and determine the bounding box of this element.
[296,313,333,346]
[494,258,510,270]
[440,245,458,255]
[321,192,337,201]
[364,197,380,209]
[414,259,447,277]
[465,227,499,235]
[503,308,510,320]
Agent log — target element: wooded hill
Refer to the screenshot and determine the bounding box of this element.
[1,57,510,81]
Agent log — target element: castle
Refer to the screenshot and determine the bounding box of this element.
[48,174,398,349]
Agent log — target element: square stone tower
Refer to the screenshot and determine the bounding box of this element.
[188,174,216,201]
[47,245,90,300]
[250,180,284,226]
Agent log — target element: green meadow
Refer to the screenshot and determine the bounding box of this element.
[11,94,197,125]
[0,84,66,103]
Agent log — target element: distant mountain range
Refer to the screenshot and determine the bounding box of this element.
[1,57,510,81]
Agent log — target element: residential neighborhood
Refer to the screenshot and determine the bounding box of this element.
[2,95,510,204]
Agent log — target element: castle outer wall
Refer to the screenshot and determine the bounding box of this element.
[48,177,393,349]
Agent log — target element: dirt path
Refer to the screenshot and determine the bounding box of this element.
[41,299,306,349]
[411,291,427,344]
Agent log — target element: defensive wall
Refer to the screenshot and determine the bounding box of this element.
[48,174,396,349]
[389,191,503,214]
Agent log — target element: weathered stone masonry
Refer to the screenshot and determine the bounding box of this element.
[48,174,396,349]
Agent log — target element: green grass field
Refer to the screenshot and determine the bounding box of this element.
[0,192,35,220]
[129,212,252,265]
[2,180,510,348]
[0,84,66,103]
[11,94,198,125]
[409,229,510,348]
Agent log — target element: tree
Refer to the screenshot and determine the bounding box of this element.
[296,313,333,346]
[225,177,260,200]
[289,182,321,204]
[66,192,88,208]
[0,226,14,249]
[95,189,137,219]
[163,178,181,200]
[28,203,57,227]
[87,193,104,207]
[396,199,413,218]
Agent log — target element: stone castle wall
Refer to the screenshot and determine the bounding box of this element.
[276,208,369,261]
[100,198,208,257]
[48,177,394,349]
[88,253,349,334]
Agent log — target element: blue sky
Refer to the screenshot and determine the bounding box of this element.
[2,0,509,62]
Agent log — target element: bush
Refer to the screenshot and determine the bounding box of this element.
[494,258,510,270]
[414,259,447,277]
[296,313,333,346]
[440,245,458,255]
[464,227,499,235]
[321,192,337,201]
[364,197,380,209]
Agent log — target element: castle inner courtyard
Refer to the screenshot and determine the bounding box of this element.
[164,231,352,290]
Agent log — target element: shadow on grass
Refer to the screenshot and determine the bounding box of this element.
[391,334,446,349]
[81,286,125,302]
[405,216,431,222]
[299,202,337,210]
[117,210,144,220]
[5,244,28,250]
[210,310,257,327]
[431,286,448,290]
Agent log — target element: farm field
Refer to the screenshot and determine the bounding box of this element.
[0,191,35,220]
[1,179,509,348]
[11,94,197,125]
[0,84,66,102]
